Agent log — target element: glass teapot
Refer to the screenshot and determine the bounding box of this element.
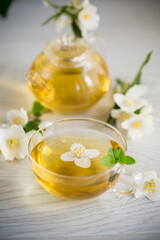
[26,34,110,112]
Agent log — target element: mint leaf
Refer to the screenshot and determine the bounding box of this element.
[131,51,153,87]
[32,101,47,117]
[23,119,41,133]
[101,148,118,167]
[121,156,136,165]
[72,21,82,38]
[108,148,118,158]
[101,147,136,167]
[116,147,124,161]
[108,147,124,161]
[101,155,115,167]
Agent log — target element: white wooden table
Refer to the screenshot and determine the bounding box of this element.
[0,0,160,239]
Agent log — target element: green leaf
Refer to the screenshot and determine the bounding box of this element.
[101,147,136,167]
[115,79,129,94]
[42,5,68,26]
[107,115,116,125]
[108,148,119,159]
[72,21,82,38]
[42,15,56,26]
[120,156,136,165]
[42,11,64,26]
[23,119,41,133]
[114,103,120,109]
[70,2,76,10]
[39,130,43,136]
[116,148,124,161]
[116,78,125,93]
[0,0,13,18]
[32,101,47,117]
[134,106,145,115]
[131,51,153,87]
[101,155,116,168]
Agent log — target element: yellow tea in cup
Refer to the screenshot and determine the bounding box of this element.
[29,119,126,200]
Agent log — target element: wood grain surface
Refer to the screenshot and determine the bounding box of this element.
[0,0,160,239]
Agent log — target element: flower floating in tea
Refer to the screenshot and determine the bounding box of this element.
[60,143,100,168]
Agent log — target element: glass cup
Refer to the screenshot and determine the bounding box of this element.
[28,118,133,200]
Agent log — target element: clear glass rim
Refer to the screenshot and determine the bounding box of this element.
[28,118,127,179]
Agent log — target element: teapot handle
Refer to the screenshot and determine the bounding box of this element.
[26,71,55,103]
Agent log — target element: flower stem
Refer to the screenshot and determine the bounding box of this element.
[44,0,61,9]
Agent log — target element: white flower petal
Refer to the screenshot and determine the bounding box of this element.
[84,149,100,158]
[78,3,100,32]
[134,188,145,199]
[143,115,154,133]
[132,171,143,187]
[116,118,125,132]
[141,104,153,115]
[121,119,131,130]
[60,152,75,162]
[70,143,86,157]
[55,14,72,34]
[42,0,49,7]
[8,124,26,139]
[113,94,125,108]
[127,85,148,98]
[7,108,28,126]
[81,0,90,7]
[111,109,121,119]
[128,128,143,140]
[0,128,8,149]
[144,171,157,182]
[0,125,28,161]
[0,124,9,129]
[144,178,160,201]
[122,114,150,139]
[87,4,98,13]
[2,147,17,161]
[132,98,147,112]
[123,98,147,113]
[114,91,148,114]
[75,157,91,168]
[10,137,28,160]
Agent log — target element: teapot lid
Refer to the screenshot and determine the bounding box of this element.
[44,34,93,67]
